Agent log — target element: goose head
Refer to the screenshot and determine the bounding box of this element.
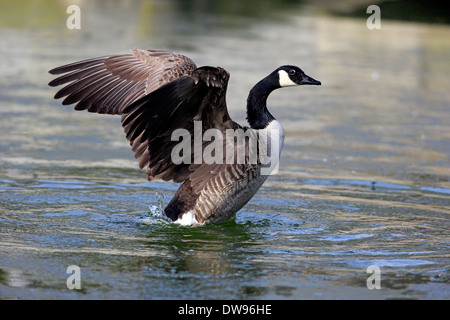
[276,65,321,88]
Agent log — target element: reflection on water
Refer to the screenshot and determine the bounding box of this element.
[0,0,449,299]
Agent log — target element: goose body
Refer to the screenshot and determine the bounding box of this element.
[49,49,320,225]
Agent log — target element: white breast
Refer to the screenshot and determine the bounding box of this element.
[258,119,285,175]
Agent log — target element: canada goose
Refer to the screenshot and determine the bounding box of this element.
[49,49,320,225]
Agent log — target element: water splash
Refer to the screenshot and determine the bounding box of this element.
[155,190,166,212]
[138,191,171,225]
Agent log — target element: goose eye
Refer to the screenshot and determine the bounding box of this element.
[289,69,296,76]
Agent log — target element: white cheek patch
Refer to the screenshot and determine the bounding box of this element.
[278,70,297,87]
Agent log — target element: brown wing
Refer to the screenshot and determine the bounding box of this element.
[120,66,237,184]
[48,49,197,114]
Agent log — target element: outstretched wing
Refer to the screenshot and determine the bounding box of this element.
[48,49,197,114]
[120,66,237,183]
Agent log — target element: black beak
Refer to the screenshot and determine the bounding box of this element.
[300,74,321,85]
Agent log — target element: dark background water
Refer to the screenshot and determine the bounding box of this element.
[0,0,449,299]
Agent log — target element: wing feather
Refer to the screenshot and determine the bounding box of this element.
[49,49,197,114]
[120,67,234,184]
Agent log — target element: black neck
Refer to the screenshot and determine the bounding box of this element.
[246,75,280,129]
